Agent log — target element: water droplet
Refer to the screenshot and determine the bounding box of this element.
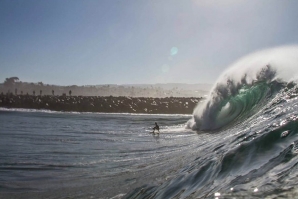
[214,192,221,196]
[281,130,290,138]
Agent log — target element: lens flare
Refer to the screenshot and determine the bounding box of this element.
[171,47,178,56]
[161,64,170,73]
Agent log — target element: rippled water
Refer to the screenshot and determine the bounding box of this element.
[125,83,298,199]
[0,110,199,198]
[2,82,298,199]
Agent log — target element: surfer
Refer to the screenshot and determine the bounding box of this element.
[153,122,160,133]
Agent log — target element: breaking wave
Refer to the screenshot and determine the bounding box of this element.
[188,45,298,131]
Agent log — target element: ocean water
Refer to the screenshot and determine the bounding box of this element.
[2,46,298,199]
[0,110,198,198]
[1,82,298,199]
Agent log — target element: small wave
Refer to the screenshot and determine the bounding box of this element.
[0,107,61,114]
[111,193,127,199]
[125,119,298,198]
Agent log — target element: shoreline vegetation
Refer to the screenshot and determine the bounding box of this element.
[1,77,211,98]
[0,94,202,114]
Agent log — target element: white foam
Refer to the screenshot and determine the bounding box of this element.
[190,45,298,130]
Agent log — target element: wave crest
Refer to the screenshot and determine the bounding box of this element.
[189,46,298,131]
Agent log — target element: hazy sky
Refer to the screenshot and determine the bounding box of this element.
[1,0,298,85]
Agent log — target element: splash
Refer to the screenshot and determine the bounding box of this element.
[189,45,298,131]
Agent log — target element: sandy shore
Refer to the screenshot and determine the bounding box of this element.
[0,94,202,114]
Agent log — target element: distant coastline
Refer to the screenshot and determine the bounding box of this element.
[0,94,202,114]
[1,77,211,98]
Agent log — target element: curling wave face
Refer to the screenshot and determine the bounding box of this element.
[125,46,298,198]
[188,46,298,131]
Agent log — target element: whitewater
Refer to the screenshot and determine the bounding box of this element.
[1,46,298,198]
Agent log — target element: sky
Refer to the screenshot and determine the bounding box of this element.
[1,0,298,86]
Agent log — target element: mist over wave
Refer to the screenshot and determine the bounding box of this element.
[188,45,298,131]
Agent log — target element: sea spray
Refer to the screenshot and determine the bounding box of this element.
[189,45,298,131]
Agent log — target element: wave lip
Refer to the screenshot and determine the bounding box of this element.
[189,79,276,131]
[189,46,298,131]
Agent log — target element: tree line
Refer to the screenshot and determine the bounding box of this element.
[0,77,207,98]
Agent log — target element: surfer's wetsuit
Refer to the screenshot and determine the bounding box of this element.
[153,122,159,133]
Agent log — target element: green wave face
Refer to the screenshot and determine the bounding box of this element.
[189,46,298,131]
[193,80,287,131]
[214,82,272,130]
